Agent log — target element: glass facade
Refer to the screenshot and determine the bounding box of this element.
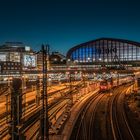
[67,38,140,64]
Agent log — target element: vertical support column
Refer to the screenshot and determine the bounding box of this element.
[111,40,113,62]
[103,40,104,63]
[6,77,11,123]
[22,76,26,118]
[40,44,49,140]
[36,76,40,106]
[45,45,49,140]
[69,70,73,105]
[40,45,45,140]
[10,78,23,139]
[117,73,119,86]
[5,93,9,123]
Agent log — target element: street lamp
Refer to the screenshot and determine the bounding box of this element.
[66,59,74,109]
[87,57,90,62]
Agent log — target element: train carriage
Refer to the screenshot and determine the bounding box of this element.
[99,76,132,92]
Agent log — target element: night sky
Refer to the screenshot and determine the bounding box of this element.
[0,0,140,54]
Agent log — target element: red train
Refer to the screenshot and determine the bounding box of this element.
[99,79,112,92]
[99,76,132,92]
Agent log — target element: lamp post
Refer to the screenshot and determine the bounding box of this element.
[66,59,73,111]
[132,74,135,92]
[87,57,90,70]
[66,70,73,106]
[69,70,73,105]
[36,75,41,106]
[81,69,86,96]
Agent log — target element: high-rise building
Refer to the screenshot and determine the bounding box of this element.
[0,42,37,74]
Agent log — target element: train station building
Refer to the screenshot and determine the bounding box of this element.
[66,38,140,69]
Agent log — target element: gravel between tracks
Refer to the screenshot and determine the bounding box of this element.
[126,91,140,139]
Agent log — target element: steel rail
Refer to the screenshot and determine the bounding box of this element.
[88,94,106,140]
[75,92,102,140]
[110,85,135,140]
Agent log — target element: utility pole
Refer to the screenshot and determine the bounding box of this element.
[10,78,23,139]
[40,44,49,140]
[6,77,11,123]
[69,70,73,105]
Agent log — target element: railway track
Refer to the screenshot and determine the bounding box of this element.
[91,84,135,140]
[0,83,84,139]
[70,91,104,140]
[88,93,106,140]
[109,85,136,140]
[70,84,136,140]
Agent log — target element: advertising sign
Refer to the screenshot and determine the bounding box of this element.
[0,54,6,61]
[24,55,36,67]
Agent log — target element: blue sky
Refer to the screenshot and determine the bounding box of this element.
[0,0,140,54]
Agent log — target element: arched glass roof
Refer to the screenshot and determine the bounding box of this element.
[66,38,140,64]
